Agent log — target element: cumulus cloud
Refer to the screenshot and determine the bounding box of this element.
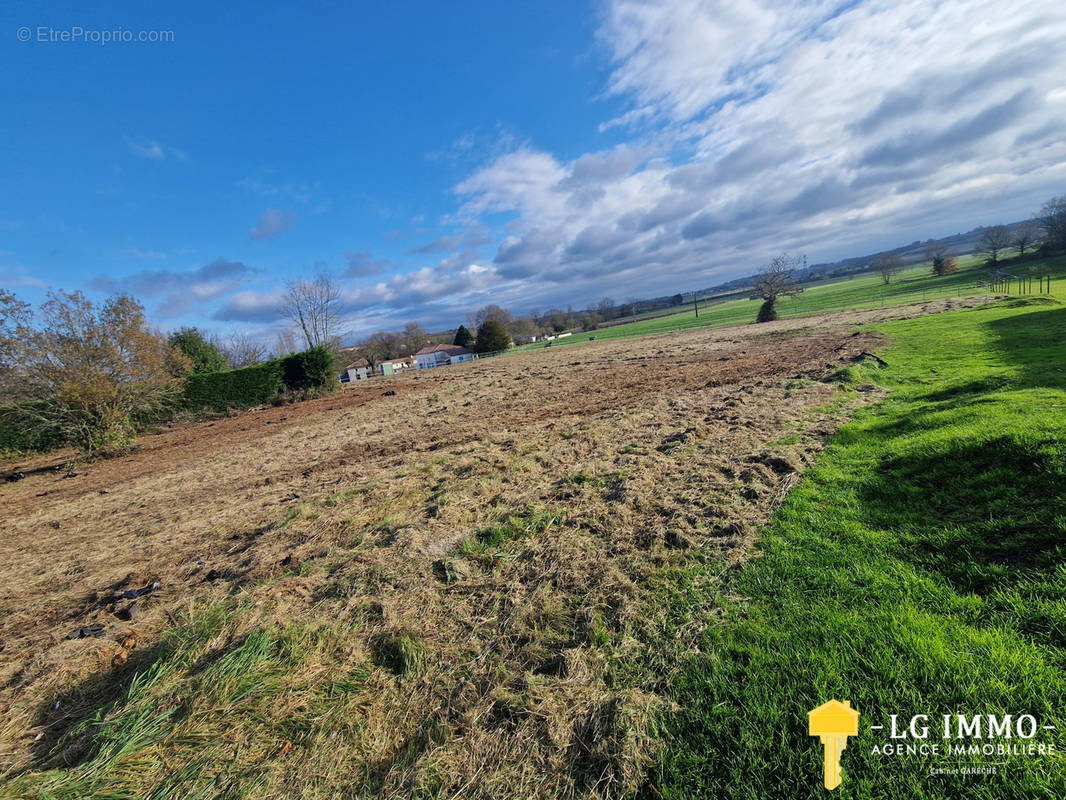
[90,258,256,318]
[212,289,286,323]
[132,1,1066,338]
[250,208,296,240]
[213,256,504,335]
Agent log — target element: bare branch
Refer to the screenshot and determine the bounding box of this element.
[282,272,343,349]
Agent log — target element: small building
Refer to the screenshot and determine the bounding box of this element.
[341,358,372,382]
[378,356,415,376]
[414,343,474,370]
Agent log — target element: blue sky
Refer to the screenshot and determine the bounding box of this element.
[3,1,1066,343]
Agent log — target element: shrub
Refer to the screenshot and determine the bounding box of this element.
[0,404,63,454]
[168,327,227,374]
[931,254,958,276]
[756,300,778,322]
[4,292,189,457]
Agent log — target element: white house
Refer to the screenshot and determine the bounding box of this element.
[341,358,372,382]
[414,343,474,370]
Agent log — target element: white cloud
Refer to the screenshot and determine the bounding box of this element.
[91,258,257,318]
[447,0,1066,308]
[213,256,505,337]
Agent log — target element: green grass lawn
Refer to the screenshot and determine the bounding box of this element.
[515,255,1066,353]
[646,298,1066,799]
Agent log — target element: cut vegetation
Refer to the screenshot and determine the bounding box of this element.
[1,307,891,798]
[0,295,1062,798]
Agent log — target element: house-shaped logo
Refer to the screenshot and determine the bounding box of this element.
[808,699,860,790]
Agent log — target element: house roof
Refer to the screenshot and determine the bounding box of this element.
[414,344,471,356]
[345,358,370,369]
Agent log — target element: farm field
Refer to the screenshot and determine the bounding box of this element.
[0,300,962,798]
[516,254,1066,352]
[0,293,1061,798]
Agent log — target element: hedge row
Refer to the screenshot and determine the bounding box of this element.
[181,345,337,412]
[182,360,284,411]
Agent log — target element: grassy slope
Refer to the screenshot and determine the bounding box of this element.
[648,299,1066,799]
[516,254,1066,352]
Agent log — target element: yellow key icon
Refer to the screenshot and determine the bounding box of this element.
[808,700,859,790]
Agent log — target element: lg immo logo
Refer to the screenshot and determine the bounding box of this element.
[808,700,1058,790]
[808,700,859,790]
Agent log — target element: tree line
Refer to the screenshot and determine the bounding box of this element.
[872,195,1066,286]
[751,193,1066,321]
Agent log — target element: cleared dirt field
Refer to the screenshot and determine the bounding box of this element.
[0,302,975,798]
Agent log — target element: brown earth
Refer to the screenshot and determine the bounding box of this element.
[0,302,969,797]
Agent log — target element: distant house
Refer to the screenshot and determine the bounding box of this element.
[414,343,474,370]
[341,358,372,382]
[378,356,416,376]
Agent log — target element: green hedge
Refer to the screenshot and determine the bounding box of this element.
[181,346,337,412]
[182,360,284,412]
[281,346,336,390]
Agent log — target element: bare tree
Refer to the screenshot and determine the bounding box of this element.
[283,272,343,349]
[754,253,804,322]
[1013,222,1041,258]
[509,315,539,341]
[361,331,400,363]
[975,225,1013,264]
[399,321,429,355]
[597,297,617,320]
[472,304,512,329]
[1037,196,1066,252]
[274,328,299,356]
[222,331,267,368]
[873,253,904,284]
